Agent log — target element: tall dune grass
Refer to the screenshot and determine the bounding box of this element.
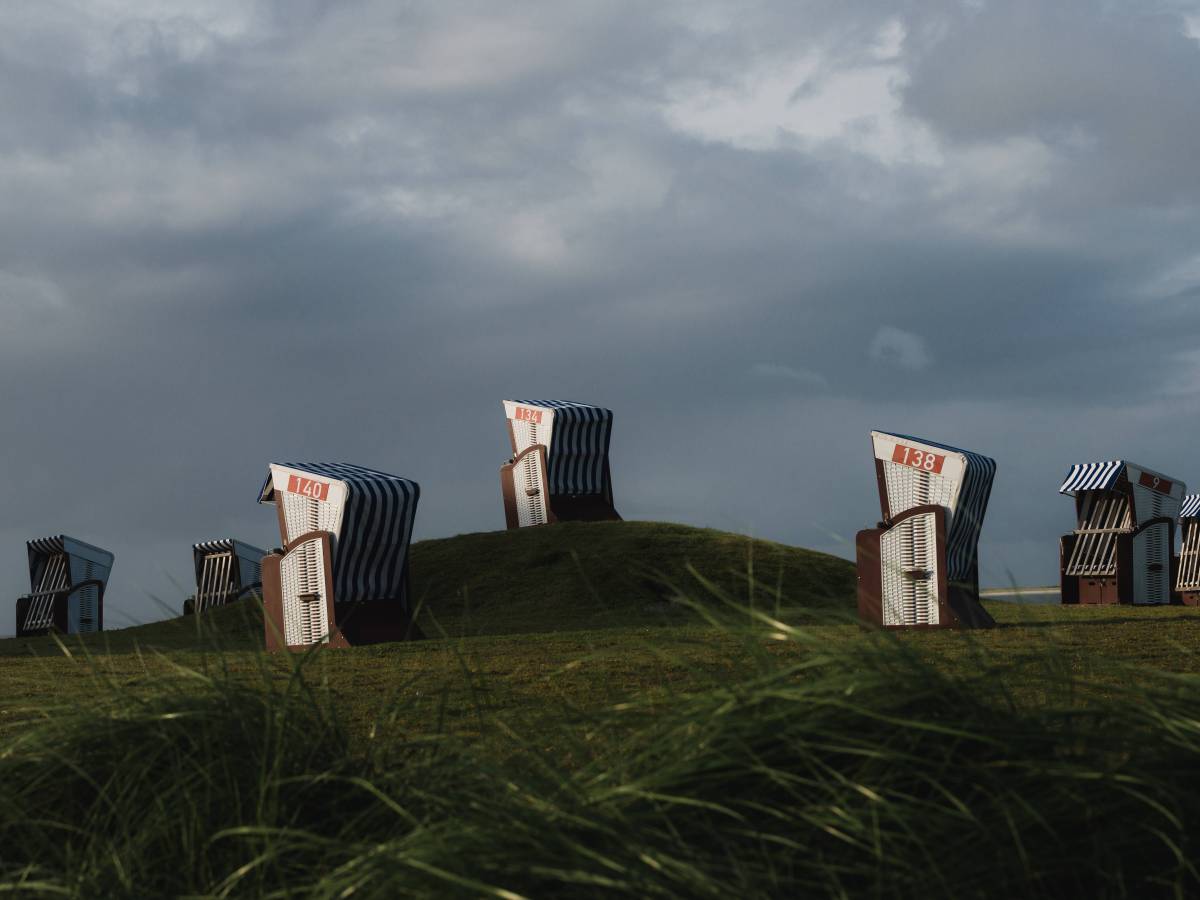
[0,611,1195,898]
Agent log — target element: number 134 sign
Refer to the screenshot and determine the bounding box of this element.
[891,443,946,475]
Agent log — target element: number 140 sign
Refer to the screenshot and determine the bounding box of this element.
[891,443,946,475]
[286,474,330,501]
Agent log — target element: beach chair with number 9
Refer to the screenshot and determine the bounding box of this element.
[1059,460,1183,606]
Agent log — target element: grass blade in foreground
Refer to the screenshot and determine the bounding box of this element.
[0,614,1195,898]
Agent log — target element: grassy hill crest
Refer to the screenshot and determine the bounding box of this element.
[0,520,856,653]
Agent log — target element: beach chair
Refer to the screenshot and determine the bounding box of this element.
[16,536,114,636]
[257,463,421,650]
[500,400,620,528]
[856,432,996,628]
[188,539,265,614]
[1059,461,1184,605]
[1176,494,1200,606]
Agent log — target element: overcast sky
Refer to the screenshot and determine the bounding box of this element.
[3,0,1200,631]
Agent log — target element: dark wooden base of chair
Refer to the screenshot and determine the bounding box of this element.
[1059,520,1178,605]
[500,485,621,529]
[263,597,423,652]
[1068,576,1121,605]
[15,582,105,637]
[261,548,422,652]
[332,599,424,646]
[547,493,621,523]
[1062,574,1183,606]
[855,506,993,629]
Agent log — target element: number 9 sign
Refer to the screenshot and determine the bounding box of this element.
[1138,472,1174,495]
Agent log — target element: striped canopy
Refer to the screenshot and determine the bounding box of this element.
[881,432,997,583]
[193,538,247,555]
[27,535,69,559]
[1182,494,1200,519]
[510,400,614,497]
[257,463,420,605]
[1058,461,1126,494]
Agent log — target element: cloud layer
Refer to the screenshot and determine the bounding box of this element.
[3,0,1200,628]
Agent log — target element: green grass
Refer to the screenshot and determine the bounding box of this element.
[0,613,1197,897]
[0,521,1197,896]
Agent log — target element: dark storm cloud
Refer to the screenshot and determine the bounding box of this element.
[2,0,1200,629]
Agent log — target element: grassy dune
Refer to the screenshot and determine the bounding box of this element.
[0,520,856,655]
[0,522,1197,896]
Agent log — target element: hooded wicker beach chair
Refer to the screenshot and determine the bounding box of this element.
[500,400,620,528]
[856,432,996,628]
[1059,461,1183,606]
[257,463,421,650]
[16,536,113,636]
[187,539,265,614]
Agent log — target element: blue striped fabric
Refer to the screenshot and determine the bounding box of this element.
[886,433,997,583]
[1058,461,1125,494]
[258,463,420,607]
[1181,494,1200,519]
[511,400,614,497]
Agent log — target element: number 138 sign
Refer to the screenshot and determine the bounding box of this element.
[892,443,946,475]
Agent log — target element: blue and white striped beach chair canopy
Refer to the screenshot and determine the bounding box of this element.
[257,463,420,605]
[192,538,266,588]
[1181,494,1200,520]
[1059,460,1185,524]
[1059,460,1181,497]
[870,431,997,583]
[503,400,614,497]
[25,535,114,593]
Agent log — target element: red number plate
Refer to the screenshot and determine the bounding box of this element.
[514,406,543,424]
[286,474,330,501]
[1138,472,1173,495]
[891,443,946,475]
